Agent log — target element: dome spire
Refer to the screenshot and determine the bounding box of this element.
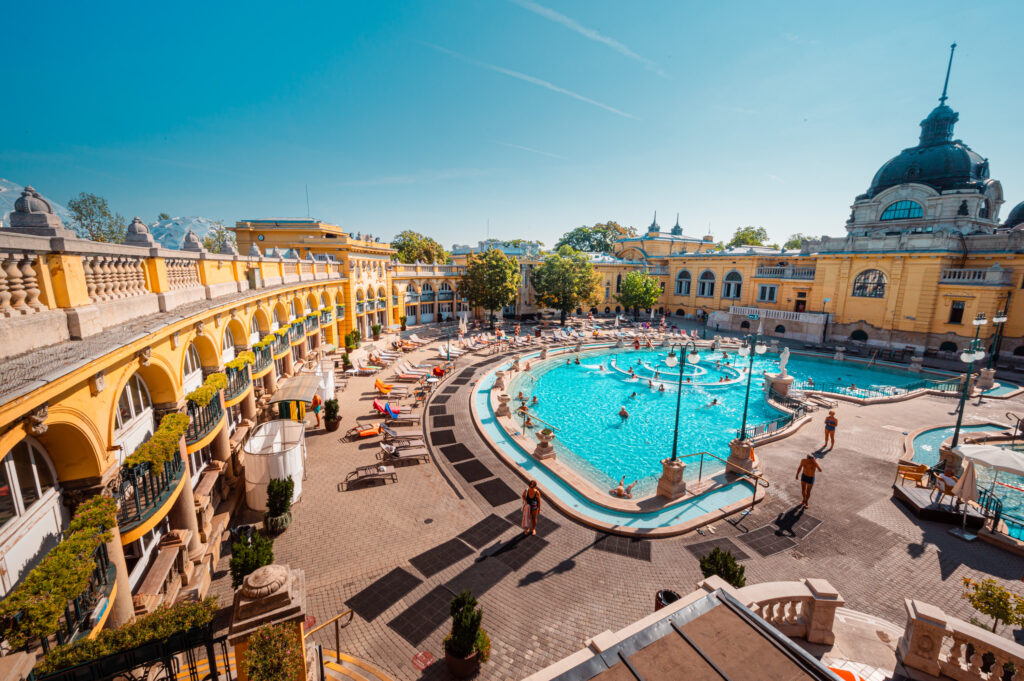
[939,42,956,106]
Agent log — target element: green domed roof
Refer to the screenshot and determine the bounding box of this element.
[1005,201,1024,230]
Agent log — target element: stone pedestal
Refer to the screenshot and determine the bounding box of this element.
[726,439,758,475]
[834,347,845,361]
[533,429,556,460]
[229,564,309,681]
[976,367,996,391]
[495,393,511,417]
[909,356,923,373]
[656,458,687,500]
[540,347,549,359]
[769,339,779,354]
[493,371,506,392]
[766,373,794,396]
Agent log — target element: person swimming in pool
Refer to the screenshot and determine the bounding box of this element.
[658,384,665,392]
[619,406,629,420]
[629,392,637,399]
[706,398,718,407]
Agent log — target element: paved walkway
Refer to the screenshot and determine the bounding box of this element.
[208,338,1024,681]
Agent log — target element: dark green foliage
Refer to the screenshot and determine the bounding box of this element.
[67,192,127,243]
[699,547,746,588]
[266,477,294,517]
[325,398,340,422]
[445,590,484,659]
[230,533,274,588]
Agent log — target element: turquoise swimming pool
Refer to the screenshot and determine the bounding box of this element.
[911,425,1024,539]
[507,347,954,497]
[476,367,757,530]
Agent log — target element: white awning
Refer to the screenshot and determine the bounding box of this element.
[953,444,1024,476]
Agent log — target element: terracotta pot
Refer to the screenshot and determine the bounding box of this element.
[444,649,480,678]
[325,418,341,432]
[373,333,381,340]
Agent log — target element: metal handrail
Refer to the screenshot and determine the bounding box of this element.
[304,609,354,669]
[514,406,560,431]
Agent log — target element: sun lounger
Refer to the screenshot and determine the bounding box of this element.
[380,424,423,443]
[378,442,429,464]
[341,464,397,490]
[408,334,429,345]
[343,423,381,441]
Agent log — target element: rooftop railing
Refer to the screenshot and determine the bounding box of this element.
[939,265,1013,286]
[754,265,816,280]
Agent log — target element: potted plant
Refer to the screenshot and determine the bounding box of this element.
[263,476,294,535]
[229,533,274,587]
[400,315,407,331]
[371,323,382,340]
[243,622,305,681]
[443,590,490,678]
[324,398,341,432]
[341,352,353,370]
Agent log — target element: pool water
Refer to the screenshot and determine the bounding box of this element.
[508,348,948,496]
[911,425,1024,539]
[476,367,757,530]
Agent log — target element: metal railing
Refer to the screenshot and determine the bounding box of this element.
[288,324,303,343]
[798,376,961,399]
[304,609,354,670]
[336,304,346,318]
[420,292,436,302]
[939,266,1013,286]
[116,452,186,528]
[272,334,289,356]
[754,266,816,280]
[303,316,317,334]
[224,366,251,401]
[737,410,805,442]
[438,291,454,301]
[253,345,272,374]
[320,309,333,325]
[356,302,364,313]
[185,396,224,445]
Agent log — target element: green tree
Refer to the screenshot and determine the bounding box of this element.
[530,245,603,326]
[699,547,746,588]
[457,248,521,328]
[229,533,274,588]
[726,225,769,249]
[392,230,451,264]
[783,233,811,250]
[615,271,661,321]
[201,221,236,252]
[556,221,636,254]
[962,577,1024,633]
[157,212,171,221]
[66,192,127,243]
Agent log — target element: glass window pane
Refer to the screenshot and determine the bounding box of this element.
[118,386,134,424]
[12,442,39,509]
[130,376,145,415]
[33,448,54,495]
[139,379,152,409]
[0,459,16,528]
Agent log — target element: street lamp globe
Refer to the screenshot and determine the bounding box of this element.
[959,350,974,364]
[687,349,700,365]
[754,342,768,355]
[665,353,678,368]
[738,345,750,358]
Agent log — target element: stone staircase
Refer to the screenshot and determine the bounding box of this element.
[172,647,395,681]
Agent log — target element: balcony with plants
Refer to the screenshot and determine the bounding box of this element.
[115,413,190,534]
[251,342,273,376]
[183,373,226,447]
[224,352,254,402]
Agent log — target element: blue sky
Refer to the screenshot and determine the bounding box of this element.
[4,1,1022,247]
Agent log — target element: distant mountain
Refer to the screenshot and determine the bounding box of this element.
[0,179,74,229]
[149,216,225,250]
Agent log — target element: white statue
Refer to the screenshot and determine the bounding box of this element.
[778,346,790,377]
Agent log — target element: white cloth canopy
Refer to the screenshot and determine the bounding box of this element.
[951,459,978,503]
[953,444,1024,476]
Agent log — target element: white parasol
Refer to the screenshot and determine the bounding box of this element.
[950,459,979,540]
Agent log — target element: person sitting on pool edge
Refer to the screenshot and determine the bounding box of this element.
[611,476,637,498]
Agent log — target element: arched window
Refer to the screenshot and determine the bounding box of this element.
[0,440,57,531]
[850,329,869,342]
[222,326,236,362]
[604,307,611,314]
[440,282,452,291]
[697,271,716,298]
[940,341,959,353]
[250,315,262,344]
[675,270,691,296]
[723,271,742,299]
[880,200,923,221]
[289,300,298,320]
[421,283,433,292]
[116,374,153,431]
[183,343,203,392]
[273,307,284,329]
[676,309,685,316]
[1013,346,1024,357]
[852,269,887,298]
[740,320,750,329]
[774,324,786,334]
[616,274,622,293]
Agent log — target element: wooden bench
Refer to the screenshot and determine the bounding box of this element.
[895,462,929,487]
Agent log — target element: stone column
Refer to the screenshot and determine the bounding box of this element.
[229,564,309,681]
[976,368,996,391]
[766,373,794,396]
[897,599,949,678]
[297,338,308,361]
[804,578,844,645]
[105,524,136,627]
[657,458,687,500]
[264,365,278,394]
[281,349,294,378]
[169,436,204,562]
[241,382,258,422]
[726,439,758,475]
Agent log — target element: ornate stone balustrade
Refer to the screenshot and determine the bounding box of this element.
[729,305,827,324]
[165,257,201,290]
[0,251,46,316]
[899,599,1024,680]
[754,265,817,280]
[939,264,1014,286]
[83,254,149,302]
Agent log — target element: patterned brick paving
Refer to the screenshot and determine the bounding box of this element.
[208,343,1024,681]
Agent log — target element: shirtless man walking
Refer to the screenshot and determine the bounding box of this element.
[796,454,822,508]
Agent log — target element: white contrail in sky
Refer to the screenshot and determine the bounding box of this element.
[495,142,566,159]
[508,0,668,78]
[421,42,636,119]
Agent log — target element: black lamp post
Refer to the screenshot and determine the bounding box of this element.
[951,313,987,447]
[737,318,768,440]
[664,341,699,462]
[986,310,1008,370]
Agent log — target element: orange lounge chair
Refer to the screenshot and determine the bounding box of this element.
[344,423,381,440]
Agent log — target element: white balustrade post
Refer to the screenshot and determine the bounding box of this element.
[803,578,843,645]
[897,599,948,678]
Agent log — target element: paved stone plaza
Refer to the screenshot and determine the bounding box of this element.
[209,340,1024,681]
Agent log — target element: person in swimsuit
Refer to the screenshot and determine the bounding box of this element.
[619,406,630,420]
[796,454,822,507]
[311,393,323,427]
[823,410,838,450]
[612,476,637,498]
[523,480,541,535]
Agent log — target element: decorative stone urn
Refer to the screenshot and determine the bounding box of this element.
[228,564,308,681]
[493,371,506,391]
[495,393,512,417]
[656,458,687,500]
[574,341,582,353]
[833,347,846,361]
[511,356,521,372]
[540,347,548,359]
[976,367,996,391]
[909,356,923,373]
[769,339,780,354]
[533,428,556,460]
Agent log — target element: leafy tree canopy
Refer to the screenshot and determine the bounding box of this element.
[201,221,236,253]
[157,212,171,221]
[530,245,603,325]
[457,248,520,325]
[556,221,636,254]
[615,270,661,320]
[726,225,769,249]
[66,192,127,243]
[392,229,451,264]
[783,233,812,250]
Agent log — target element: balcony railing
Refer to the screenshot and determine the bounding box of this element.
[377,298,387,308]
[754,266,816,280]
[405,293,419,303]
[939,266,1013,286]
[253,344,272,374]
[356,302,364,313]
[420,292,435,302]
[225,366,251,402]
[116,452,187,530]
[289,324,303,343]
[438,291,454,301]
[272,334,289,356]
[336,304,345,318]
[184,396,224,446]
[729,305,826,324]
[320,309,332,325]
[365,300,375,311]
[303,316,317,334]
